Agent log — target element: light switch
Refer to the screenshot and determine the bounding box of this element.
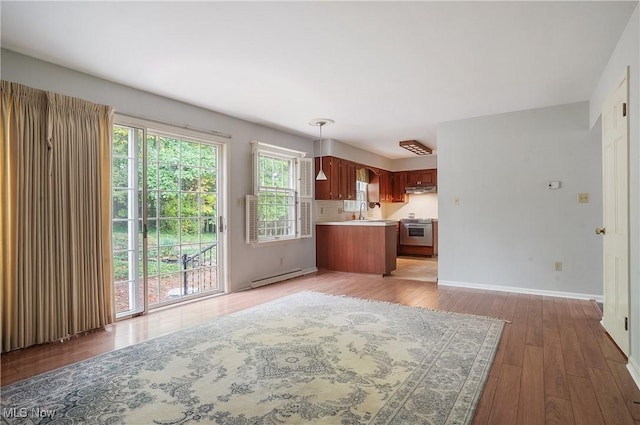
[577,193,590,203]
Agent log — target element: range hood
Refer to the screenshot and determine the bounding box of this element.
[405,185,437,194]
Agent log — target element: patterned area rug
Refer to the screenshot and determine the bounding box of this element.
[1,292,504,424]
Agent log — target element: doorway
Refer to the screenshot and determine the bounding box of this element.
[392,256,438,282]
[112,118,226,317]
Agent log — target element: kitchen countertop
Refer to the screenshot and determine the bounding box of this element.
[316,220,398,226]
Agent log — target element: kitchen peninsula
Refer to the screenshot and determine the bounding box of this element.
[316,220,397,276]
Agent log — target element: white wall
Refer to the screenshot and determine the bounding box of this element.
[1,49,317,292]
[589,4,640,385]
[392,155,438,172]
[322,139,394,171]
[437,102,603,299]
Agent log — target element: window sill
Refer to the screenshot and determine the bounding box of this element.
[249,236,303,247]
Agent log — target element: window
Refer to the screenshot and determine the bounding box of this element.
[246,142,312,244]
[344,180,368,212]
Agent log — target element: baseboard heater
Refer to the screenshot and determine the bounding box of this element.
[250,269,304,288]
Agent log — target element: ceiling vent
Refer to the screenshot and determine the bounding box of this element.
[399,140,432,155]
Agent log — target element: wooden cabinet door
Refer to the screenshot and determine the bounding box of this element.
[405,171,419,186]
[406,169,437,185]
[315,157,331,200]
[419,169,436,185]
[315,156,341,200]
[342,160,356,200]
[390,172,406,202]
[329,157,341,199]
[379,170,391,202]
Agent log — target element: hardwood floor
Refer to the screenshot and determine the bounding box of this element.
[2,269,639,424]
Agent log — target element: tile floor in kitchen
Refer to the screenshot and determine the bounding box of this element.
[391,256,438,282]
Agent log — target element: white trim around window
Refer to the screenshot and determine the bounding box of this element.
[246,142,312,245]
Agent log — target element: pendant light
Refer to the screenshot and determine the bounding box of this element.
[309,118,334,181]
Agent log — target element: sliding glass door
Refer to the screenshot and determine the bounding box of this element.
[112,120,225,317]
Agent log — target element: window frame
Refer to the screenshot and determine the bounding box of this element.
[246,142,312,245]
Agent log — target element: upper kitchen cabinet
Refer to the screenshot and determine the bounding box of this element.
[340,159,357,200]
[378,170,391,202]
[390,172,407,203]
[315,156,332,200]
[406,169,437,186]
[315,157,435,203]
[377,170,406,203]
[315,156,357,200]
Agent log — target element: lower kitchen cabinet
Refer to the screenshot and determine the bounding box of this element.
[316,223,397,275]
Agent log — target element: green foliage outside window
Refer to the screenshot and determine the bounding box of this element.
[257,153,295,238]
[112,126,218,236]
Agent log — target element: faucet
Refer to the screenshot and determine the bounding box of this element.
[358,202,367,220]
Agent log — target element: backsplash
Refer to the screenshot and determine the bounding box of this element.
[384,193,438,220]
[314,194,439,222]
[315,200,383,222]
[315,200,347,222]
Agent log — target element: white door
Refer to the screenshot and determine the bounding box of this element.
[600,68,630,356]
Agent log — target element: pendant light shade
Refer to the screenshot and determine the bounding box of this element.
[309,118,334,181]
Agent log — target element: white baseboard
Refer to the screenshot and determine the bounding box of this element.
[236,267,318,292]
[628,357,640,391]
[437,280,603,302]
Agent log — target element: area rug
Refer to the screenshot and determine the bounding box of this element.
[0,291,504,424]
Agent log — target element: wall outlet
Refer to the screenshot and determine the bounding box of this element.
[554,261,563,271]
[577,193,590,203]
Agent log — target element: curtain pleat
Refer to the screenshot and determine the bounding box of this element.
[1,81,114,352]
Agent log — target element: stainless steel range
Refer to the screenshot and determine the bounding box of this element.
[400,218,433,246]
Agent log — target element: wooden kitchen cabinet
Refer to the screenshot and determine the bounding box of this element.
[379,170,407,203]
[316,223,397,275]
[378,170,391,202]
[390,172,406,203]
[340,159,357,200]
[315,157,436,203]
[315,156,356,200]
[315,156,333,200]
[406,169,437,186]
